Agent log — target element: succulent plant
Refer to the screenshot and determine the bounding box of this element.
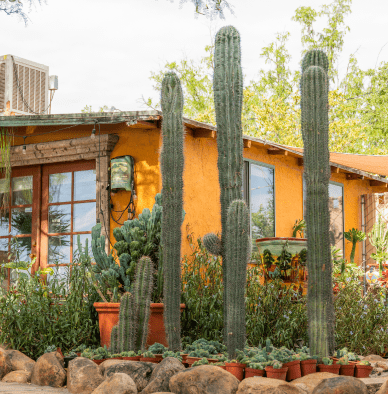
[272,361,283,369]
[337,355,349,365]
[359,360,370,366]
[148,342,168,355]
[192,357,209,366]
[64,351,77,358]
[120,351,138,357]
[142,351,155,358]
[162,351,183,361]
[322,357,333,365]
[249,362,265,370]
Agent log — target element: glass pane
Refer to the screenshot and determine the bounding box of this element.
[49,205,71,233]
[11,208,32,236]
[0,239,8,290]
[74,170,96,201]
[250,163,275,247]
[9,237,32,284]
[48,235,70,265]
[49,173,72,203]
[73,202,96,232]
[47,265,69,287]
[12,176,32,205]
[73,234,92,258]
[0,207,9,237]
[329,183,344,250]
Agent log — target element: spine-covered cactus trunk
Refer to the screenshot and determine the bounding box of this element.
[212,25,244,342]
[118,292,138,352]
[160,72,184,352]
[225,200,250,358]
[301,50,335,359]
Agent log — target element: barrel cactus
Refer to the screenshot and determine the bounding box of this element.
[300,49,335,359]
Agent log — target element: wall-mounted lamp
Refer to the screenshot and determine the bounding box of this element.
[22,136,27,154]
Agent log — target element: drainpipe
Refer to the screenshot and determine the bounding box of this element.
[361,194,367,293]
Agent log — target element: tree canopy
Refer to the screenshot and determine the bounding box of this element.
[1,0,44,24]
[172,0,233,19]
[144,0,388,155]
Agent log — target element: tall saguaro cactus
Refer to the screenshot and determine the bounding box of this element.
[225,200,250,358]
[301,49,335,359]
[160,72,184,352]
[202,26,248,357]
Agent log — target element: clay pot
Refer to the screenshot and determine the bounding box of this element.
[76,352,81,357]
[216,365,226,370]
[265,366,288,381]
[93,302,186,348]
[139,356,159,363]
[300,359,317,376]
[93,359,106,365]
[354,364,373,378]
[225,362,246,381]
[283,360,301,381]
[339,364,355,377]
[110,356,123,360]
[153,354,164,363]
[245,367,265,378]
[317,364,340,374]
[207,358,219,364]
[122,356,141,361]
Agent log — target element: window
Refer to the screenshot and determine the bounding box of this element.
[243,160,275,249]
[0,161,96,289]
[303,179,344,251]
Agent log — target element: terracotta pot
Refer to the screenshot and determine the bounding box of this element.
[245,367,265,378]
[317,364,340,374]
[265,366,288,381]
[110,356,123,360]
[186,357,201,367]
[354,364,373,378]
[207,358,219,364]
[216,365,226,370]
[56,347,64,358]
[339,364,355,376]
[140,357,159,363]
[300,359,317,376]
[225,362,246,381]
[122,356,141,361]
[76,352,81,357]
[153,354,164,363]
[180,354,188,363]
[283,360,301,381]
[331,357,339,364]
[93,359,106,365]
[94,302,186,348]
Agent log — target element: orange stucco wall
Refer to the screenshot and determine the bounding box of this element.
[11,123,386,268]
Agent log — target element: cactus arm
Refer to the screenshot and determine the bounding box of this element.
[117,292,138,352]
[301,49,335,359]
[203,233,222,256]
[160,71,184,352]
[225,200,250,360]
[109,325,119,354]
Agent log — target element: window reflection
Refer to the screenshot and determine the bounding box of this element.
[49,173,72,203]
[329,183,344,250]
[73,203,96,232]
[49,205,71,233]
[11,208,32,236]
[48,235,70,265]
[74,170,96,201]
[12,176,33,205]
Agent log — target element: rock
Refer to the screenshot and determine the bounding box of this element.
[30,351,66,387]
[0,348,12,380]
[376,362,388,371]
[290,372,339,393]
[237,377,304,394]
[91,372,137,394]
[2,370,31,383]
[311,376,367,394]
[67,357,105,394]
[141,357,185,394]
[103,361,154,392]
[365,356,386,362]
[6,349,35,373]
[169,365,239,394]
[377,379,388,394]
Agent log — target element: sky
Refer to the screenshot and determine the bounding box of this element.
[2,0,388,115]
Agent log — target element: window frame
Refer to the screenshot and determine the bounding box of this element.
[243,159,276,242]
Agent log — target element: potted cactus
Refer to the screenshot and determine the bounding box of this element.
[162,351,183,362]
[225,359,246,381]
[148,342,168,363]
[245,362,266,378]
[355,360,373,378]
[120,351,141,361]
[265,361,288,381]
[299,353,318,376]
[140,350,159,363]
[337,355,355,376]
[283,352,302,381]
[192,357,210,367]
[317,357,340,374]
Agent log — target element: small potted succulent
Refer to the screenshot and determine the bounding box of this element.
[63,351,78,369]
[317,357,340,374]
[73,344,87,357]
[347,352,360,364]
[44,345,58,354]
[299,353,318,376]
[162,351,183,362]
[245,362,266,378]
[140,350,159,363]
[192,357,209,367]
[337,355,355,376]
[148,343,168,363]
[265,360,288,380]
[110,353,122,360]
[120,350,142,361]
[283,352,301,381]
[214,361,226,370]
[186,349,210,366]
[91,346,110,365]
[225,359,245,381]
[355,360,373,378]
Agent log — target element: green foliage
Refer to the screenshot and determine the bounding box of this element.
[262,249,275,270]
[360,360,370,366]
[192,357,209,366]
[301,50,335,359]
[161,72,185,352]
[368,214,388,276]
[44,345,57,353]
[344,228,366,264]
[272,361,283,369]
[148,342,168,355]
[322,357,333,365]
[292,219,306,238]
[162,350,182,361]
[142,350,155,358]
[337,355,349,365]
[0,241,100,360]
[120,351,138,357]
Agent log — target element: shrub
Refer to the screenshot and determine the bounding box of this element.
[0,241,100,360]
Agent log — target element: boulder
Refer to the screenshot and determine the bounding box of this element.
[0,348,12,380]
[67,357,105,394]
[237,377,304,394]
[311,376,367,394]
[6,349,35,373]
[169,365,239,394]
[91,372,137,394]
[141,357,185,394]
[377,379,388,394]
[364,355,386,362]
[30,351,66,387]
[290,372,339,393]
[103,361,154,392]
[2,370,31,383]
[376,362,388,371]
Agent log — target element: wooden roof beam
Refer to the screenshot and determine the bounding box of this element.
[192,128,216,139]
[331,166,340,173]
[267,148,288,156]
[346,173,364,180]
[297,158,304,166]
[370,180,388,187]
[243,139,251,148]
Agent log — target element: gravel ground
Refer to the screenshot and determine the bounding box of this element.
[0,382,69,394]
